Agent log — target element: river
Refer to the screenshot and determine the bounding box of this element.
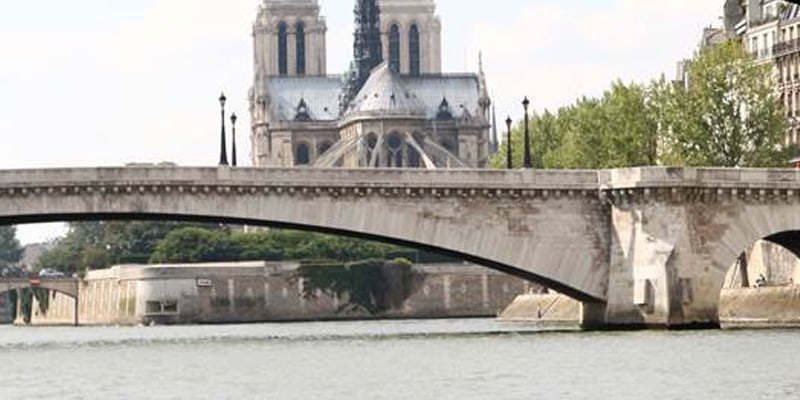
[1,319,798,399]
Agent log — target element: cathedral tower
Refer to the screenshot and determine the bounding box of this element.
[253,0,327,78]
[379,0,442,75]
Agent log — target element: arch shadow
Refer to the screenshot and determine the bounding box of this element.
[0,212,603,304]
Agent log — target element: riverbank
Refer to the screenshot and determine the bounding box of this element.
[497,293,580,327]
[498,287,800,329]
[719,286,800,328]
[21,261,534,326]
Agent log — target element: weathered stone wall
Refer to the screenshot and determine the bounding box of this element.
[497,293,580,325]
[719,287,800,327]
[601,168,800,328]
[27,262,532,326]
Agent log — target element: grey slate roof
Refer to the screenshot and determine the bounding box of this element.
[404,74,481,120]
[266,68,482,122]
[267,75,342,121]
[349,63,428,117]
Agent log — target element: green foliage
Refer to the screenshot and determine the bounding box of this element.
[36,221,219,274]
[494,81,658,170]
[150,228,403,265]
[149,227,236,264]
[0,226,23,268]
[656,40,788,167]
[17,288,49,324]
[493,40,788,170]
[295,260,416,315]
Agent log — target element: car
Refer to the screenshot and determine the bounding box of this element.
[38,269,66,279]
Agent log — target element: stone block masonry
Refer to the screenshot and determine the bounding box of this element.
[26,262,533,326]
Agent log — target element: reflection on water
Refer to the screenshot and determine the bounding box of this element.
[1,320,799,400]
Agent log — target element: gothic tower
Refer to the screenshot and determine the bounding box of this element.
[253,0,327,78]
[251,0,327,166]
[379,0,442,75]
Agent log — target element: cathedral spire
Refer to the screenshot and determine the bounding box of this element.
[478,52,491,120]
[340,0,383,113]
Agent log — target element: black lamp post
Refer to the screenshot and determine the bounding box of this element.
[522,97,533,169]
[219,93,229,166]
[506,116,513,170]
[231,113,238,167]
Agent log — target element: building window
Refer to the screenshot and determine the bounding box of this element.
[387,133,404,168]
[278,22,288,75]
[409,25,421,76]
[295,143,311,165]
[366,133,379,166]
[389,25,401,73]
[296,22,306,75]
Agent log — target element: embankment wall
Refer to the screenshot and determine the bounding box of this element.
[27,262,533,325]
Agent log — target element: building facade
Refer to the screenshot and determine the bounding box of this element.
[249,0,496,169]
[728,0,800,146]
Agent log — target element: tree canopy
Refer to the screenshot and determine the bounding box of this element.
[493,40,790,170]
[0,226,22,268]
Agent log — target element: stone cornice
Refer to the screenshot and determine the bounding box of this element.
[0,167,600,201]
[2,167,800,203]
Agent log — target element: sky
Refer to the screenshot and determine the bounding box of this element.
[0,0,721,244]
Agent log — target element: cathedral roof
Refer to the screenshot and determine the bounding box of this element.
[264,70,483,122]
[267,76,342,121]
[348,62,428,118]
[403,74,481,120]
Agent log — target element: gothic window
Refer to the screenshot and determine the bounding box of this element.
[389,25,401,73]
[278,22,289,75]
[295,143,311,165]
[366,133,379,166]
[296,22,306,75]
[388,133,404,168]
[409,25,421,76]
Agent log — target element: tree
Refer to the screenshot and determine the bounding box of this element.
[492,81,658,170]
[657,40,788,167]
[0,226,23,271]
[150,227,404,265]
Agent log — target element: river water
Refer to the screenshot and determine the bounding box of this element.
[1,319,799,399]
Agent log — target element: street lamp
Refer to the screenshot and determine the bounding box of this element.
[522,97,532,169]
[231,113,238,167]
[219,93,229,166]
[506,116,513,170]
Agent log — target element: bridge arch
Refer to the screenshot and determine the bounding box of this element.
[0,167,610,304]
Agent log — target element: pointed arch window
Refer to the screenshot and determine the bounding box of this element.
[389,25,401,73]
[296,143,311,165]
[278,22,288,75]
[409,24,421,76]
[296,22,306,75]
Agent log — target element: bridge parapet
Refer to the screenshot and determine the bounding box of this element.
[601,167,800,190]
[0,167,601,203]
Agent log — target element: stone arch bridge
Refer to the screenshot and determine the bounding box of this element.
[0,166,798,329]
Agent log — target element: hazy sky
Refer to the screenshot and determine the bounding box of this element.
[1,0,720,244]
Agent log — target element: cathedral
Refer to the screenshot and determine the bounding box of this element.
[249,0,497,169]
